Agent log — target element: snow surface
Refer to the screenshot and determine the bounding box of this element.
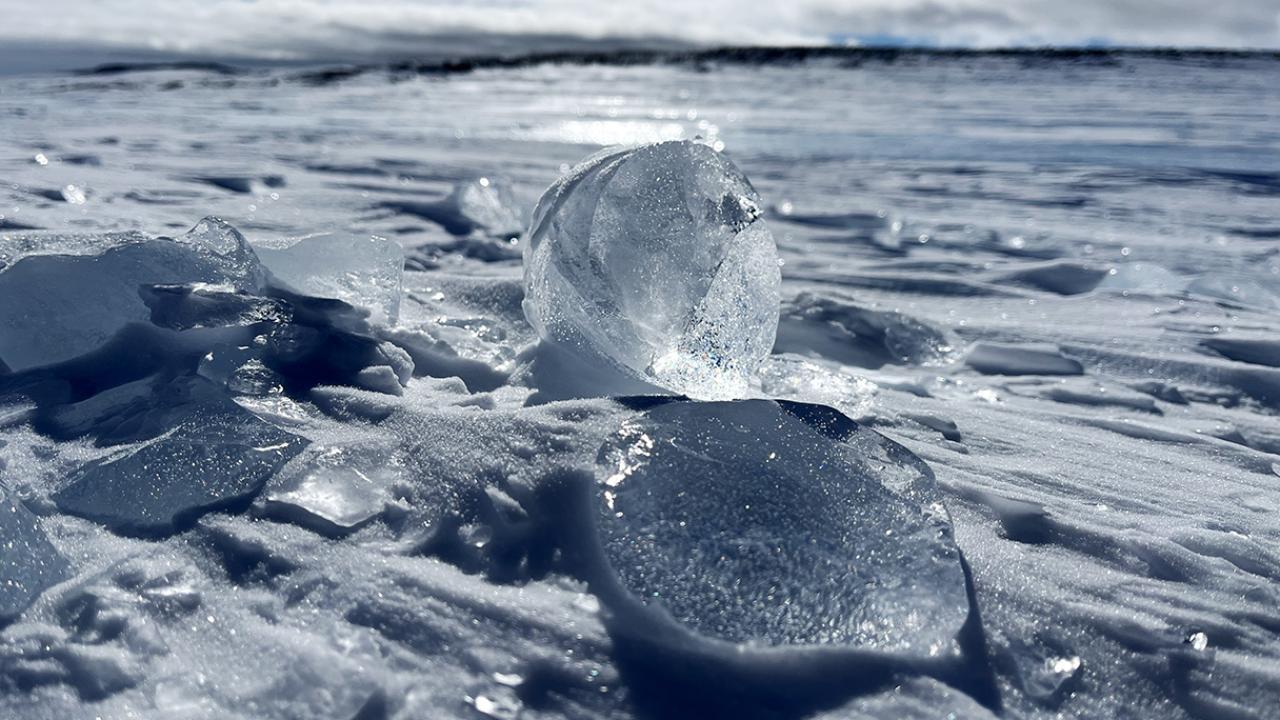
[2,51,1280,719]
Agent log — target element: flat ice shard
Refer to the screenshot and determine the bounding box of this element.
[965,343,1083,376]
[260,442,401,537]
[0,218,265,372]
[593,398,969,652]
[0,485,70,623]
[53,403,307,535]
[523,140,781,400]
[776,292,956,368]
[256,233,404,325]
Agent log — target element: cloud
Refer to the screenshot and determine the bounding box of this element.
[808,0,1280,48]
[0,0,1275,63]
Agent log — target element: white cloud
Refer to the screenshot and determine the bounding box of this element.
[0,0,1275,62]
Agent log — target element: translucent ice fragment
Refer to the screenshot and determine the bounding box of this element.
[1006,633,1084,705]
[175,217,268,293]
[776,292,956,368]
[448,177,524,239]
[53,404,307,535]
[198,347,285,396]
[1187,274,1280,310]
[0,220,265,372]
[0,485,70,623]
[0,230,149,269]
[756,355,878,418]
[140,282,291,331]
[1096,263,1185,295]
[256,233,404,325]
[523,141,780,400]
[594,399,968,651]
[965,343,1083,376]
[386,177,524,239]
[261,442,401,537]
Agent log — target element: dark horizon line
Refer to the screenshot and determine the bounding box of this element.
[70,43,1280,83]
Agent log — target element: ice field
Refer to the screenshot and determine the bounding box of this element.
[2,49,1280,718]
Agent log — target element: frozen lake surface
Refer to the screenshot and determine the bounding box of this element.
[2,49,1280,718]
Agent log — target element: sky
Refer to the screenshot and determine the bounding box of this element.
[0,0,1277,67]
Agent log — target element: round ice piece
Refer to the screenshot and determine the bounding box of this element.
[522,141,781,400]
[594,399,969,652]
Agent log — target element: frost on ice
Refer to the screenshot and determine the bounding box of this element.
[255,232,404,325]
[594,398,969,652]
[522,140,781,400]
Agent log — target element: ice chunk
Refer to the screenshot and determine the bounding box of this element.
[353,366,404,396]
[447,177,524,239]
[32,374,255,447]
[0,219,266,372]
[53,403,307,535]
[198,348,286,396]
[135,281,411,396]
[0,486,70,623]
[776,292,956,368]
[0,230,148,269]
[523,140,781,400]
[140,283,291,331]
[174,217,268,293]
[382,177,524,239]
[256,233,404,325]
[757,355,878,418]
[1187,274,1280,310]
[1096,263,1185,295]
[965,343,1083,376]
[999,260,1108,295]
[260,442,401,537]
[593,399,968,651]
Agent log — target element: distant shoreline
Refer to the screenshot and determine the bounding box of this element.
[5,41,1279,81]
[85,45,1280,82]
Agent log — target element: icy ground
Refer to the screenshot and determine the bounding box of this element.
[2,51,1280,719]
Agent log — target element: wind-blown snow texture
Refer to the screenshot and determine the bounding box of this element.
[2,50,1280,719]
